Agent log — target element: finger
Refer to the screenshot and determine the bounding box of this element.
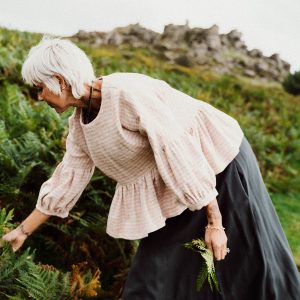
[221,247,227,260]
[206,241,213,252]
[12,242,18,252]
[1,236,11,242]
[213,246,222,260]
[204,234,213,252]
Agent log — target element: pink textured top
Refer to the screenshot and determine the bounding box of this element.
[36,72,244,240]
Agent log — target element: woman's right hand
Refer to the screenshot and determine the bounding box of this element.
[1,227,28,252]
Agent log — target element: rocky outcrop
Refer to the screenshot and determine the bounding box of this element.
[72,23,290,82]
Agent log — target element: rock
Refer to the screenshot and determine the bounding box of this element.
[227,29,243,41]
[233,39,247,50]
[174,54,194,67]
[162,50,180,62]
[254,60,282,80]
[282,60,291,71]
[159,24,190,50]
[248,49,263,58]
[270,53,281,63]
[187,43,209,65]
[72,23,291,82]
[205,34,221,50]
[243,69,256,77]
[211,52,225,64]
[101,23,159,46]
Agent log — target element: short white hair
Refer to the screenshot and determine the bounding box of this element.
[21,36,96,99]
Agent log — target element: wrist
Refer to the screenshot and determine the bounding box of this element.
[207,216,223,226]
[17,223,31,237]
[205,224,225,230]
[206,198,222,225]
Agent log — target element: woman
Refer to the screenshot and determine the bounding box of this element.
[1,37,300,300]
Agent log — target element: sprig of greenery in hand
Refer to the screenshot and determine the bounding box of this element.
[183,238,220,293]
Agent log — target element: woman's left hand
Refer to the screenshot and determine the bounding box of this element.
[204,225,228,261]
[205,198,228,260]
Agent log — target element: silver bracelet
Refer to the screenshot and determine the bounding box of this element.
[18,224,31,236]
[205,225,225,230]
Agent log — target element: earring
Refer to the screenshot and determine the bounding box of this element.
[61,83,70,91]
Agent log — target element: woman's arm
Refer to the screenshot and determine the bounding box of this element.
[205,198,228,261]
[1,208,51,252]
[19,208,51,236]
[1,115,94,252]
[206,198,222,225]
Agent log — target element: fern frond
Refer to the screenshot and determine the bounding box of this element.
[209,267,220,292]
[195,265,208,291]
[183,238,221,294]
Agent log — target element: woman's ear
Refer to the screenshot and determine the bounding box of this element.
[53,73,67,91]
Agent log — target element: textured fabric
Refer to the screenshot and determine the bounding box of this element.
[36,72,244,240]
[122,136,300,300]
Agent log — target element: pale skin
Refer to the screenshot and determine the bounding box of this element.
[0,74,228,260]
[205,198,228,260]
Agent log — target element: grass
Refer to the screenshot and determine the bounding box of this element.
[271,193,300,268]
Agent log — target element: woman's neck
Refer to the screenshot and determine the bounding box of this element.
[80,78,103,112]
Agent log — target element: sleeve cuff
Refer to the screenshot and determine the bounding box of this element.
[187,188,219,211]
[35,204,69,218]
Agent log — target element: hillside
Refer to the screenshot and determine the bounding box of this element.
[72,22,291,83]
[0,26,299,299]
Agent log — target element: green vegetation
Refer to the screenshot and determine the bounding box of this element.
[0,208,101,299]
[184,238,220,293]
[272,194,300,266]
[282,70,300,95]
[0,26,299,298]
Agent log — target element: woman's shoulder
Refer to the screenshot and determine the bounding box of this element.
[66,108,84,136]
[103,72,165,92]
[105,72,155,82]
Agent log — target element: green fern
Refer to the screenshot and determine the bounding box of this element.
[16,260,71,300]
[195,263,208,291]
[0,81,67,200]
[183,238,220,293]
[0,208,72,300]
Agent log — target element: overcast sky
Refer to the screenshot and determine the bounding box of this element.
[0,0,299,72]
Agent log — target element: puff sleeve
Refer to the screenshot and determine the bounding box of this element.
[122,84,218,211]
[35,116,95,218]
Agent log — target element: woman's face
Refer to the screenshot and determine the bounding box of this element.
[34,82,72,114]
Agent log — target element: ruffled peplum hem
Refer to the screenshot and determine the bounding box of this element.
[106,165,188,240]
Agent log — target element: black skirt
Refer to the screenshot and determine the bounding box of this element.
[121,136,300,300]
